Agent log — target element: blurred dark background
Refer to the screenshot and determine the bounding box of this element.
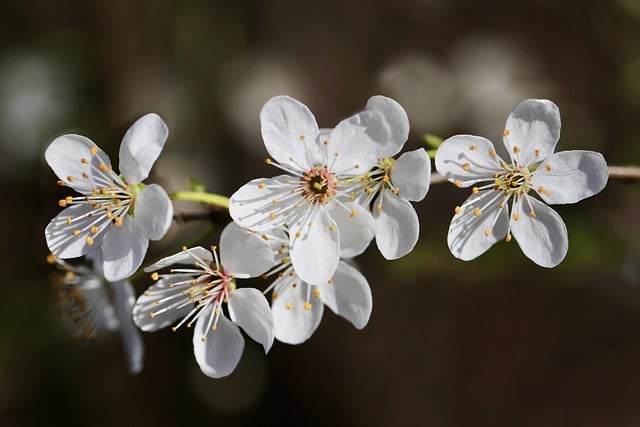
[4,0,640,425]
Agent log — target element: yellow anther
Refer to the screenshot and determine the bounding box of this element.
[81,158,89,164]
[484,228,490,237]
[349,192,356,201]
[82,172,89,179]
[272,292,279,299]
[113,217,123,227]
[454,206,461,214]
[67,176,74,182]
[90,146,99,155]
[323,140,329,145]
[262,234,269,241]
[329,225,335,231]
[327,279,333,285]
[312,289,321,297]
[100,188,107,195]
[212,325,217,331]
[382,175,390,182]
[304,302,312,310]
[105,211,113,220]
[529,211,537,218]
[462,163,470,171]
[86,236,94,245]
[503,129,510,136]
[272,199,278,205]
[376,204,382,213]
[454,179,463,187]
[499,203,505,209]
[258,183,266,189]
[201,337,206,342]
[513,213,520,221]
[46,253,56,264]
[489,149,496,157]
[299,135,305,140]
[472,187,479,194]
[151,272,159,281]
[469,145,477,151]
[473,208,482,216]
[534,149,540,157]
[393,187,400,195]
[505,233,512,242]
[269,212,276,220]
[265,158,272,165]
[90,226,99,234]
[210,245,217,251]
[72,229,81,236]
[58,199,67,207]
[149,312,156,319]
[295,231,301,238]
[545,164,552,171]
[98,163,108,172]
[350,209,357,218]
[354,164,360,169]
[292,282,298,288]
[65,217,72,225]
[56,180,65,186]
[65,196,73,204]
[285,303,293,310]
[513,146,521,154]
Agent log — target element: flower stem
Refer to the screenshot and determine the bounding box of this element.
[170,191,230,209]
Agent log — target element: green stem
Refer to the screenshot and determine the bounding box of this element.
[171,191,230,209]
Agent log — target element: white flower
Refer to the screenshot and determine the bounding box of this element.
[229,96,391,285]
[350,96,431,259]
[435,99,609,267]
[48,251,144,374]
[132,223,275,379]
[232,224,372,344]
[45,113,173,281]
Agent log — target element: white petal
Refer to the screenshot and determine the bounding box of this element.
[530,150,608,204]
[110,280,144,374]
[447,191,510,261]
[229,175,296,231]
[289,207,340,285]
[511,196,568,267]
[391,148,431,201]
[329,201,374,258]
[144,246,212,272]
[118,113,169,184]
[260,96,318,170]
[132,276,195,331]
[328,109,388,175]
[272,281,324,344]
[102,216,149,281]
[435,135,502,186]
[365,95,410,157]
[219,222,275,278]
[227,288,274,353]
[46,204,109,259]
[133,184,173,240]
[318,262,372,329]
[374,191,420,260]
[503,99,561,166]
[45,134,114,194]
[193,307,244,379]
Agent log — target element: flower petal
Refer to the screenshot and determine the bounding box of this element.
[511,196,568,267]
[260,96,318,170]
[373,191,421,260]
[219,222,275,278]
[329,201,374,258]
[435,135,502,187]
[328,109,388,175]
[46,203,108,259]
[289,207,340,285]
[227,288,274,353]
[193,307,244,379]
[365,95,410,157]
[391,148,431,202]
[132,275,195,331]
[318,262,372,329]
[447,190,510,261]
[110,280,144,374]
[45,135,114,194]
[143,247,212,272]
[229,175,295,231]
[118,113,169,184]
[133,184,173,240]
[102,216,149,281]
[272,281,324,344]
[503,99,561,166]
[530,150,608,204]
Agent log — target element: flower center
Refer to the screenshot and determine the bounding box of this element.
[494,163,532,196]
[301,167,337,204]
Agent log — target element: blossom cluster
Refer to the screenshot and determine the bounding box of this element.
[44,96,608,377]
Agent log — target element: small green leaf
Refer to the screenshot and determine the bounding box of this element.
[423,133,443,149]
[188,177,206,193]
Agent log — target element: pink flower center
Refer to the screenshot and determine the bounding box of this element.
[301,167,337,204]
